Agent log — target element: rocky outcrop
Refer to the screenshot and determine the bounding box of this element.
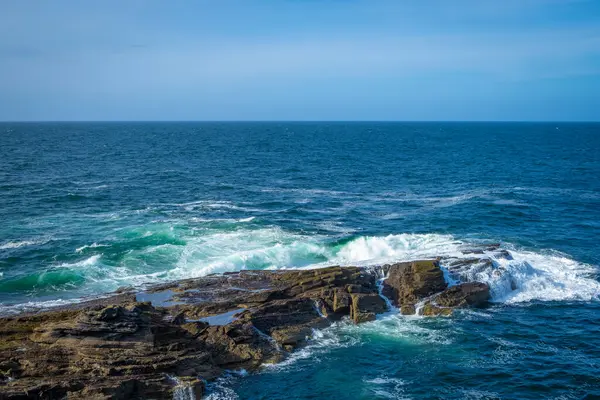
[378,259,491,316]
[0,261,491,399]
[421,282,490,316]
[381,260,448,315]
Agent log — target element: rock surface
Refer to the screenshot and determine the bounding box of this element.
[381,260,448,314]
[0,260,493,399]
[421,282,490,316]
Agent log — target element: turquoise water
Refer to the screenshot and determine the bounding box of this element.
[1,122,599,398]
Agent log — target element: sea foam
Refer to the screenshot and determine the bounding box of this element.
[329,234,600,303]
[0,239,49,250]
[1,230,597,315]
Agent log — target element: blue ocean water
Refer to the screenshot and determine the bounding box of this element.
[1,122,599,399]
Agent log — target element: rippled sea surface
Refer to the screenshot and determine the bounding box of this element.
[1,122,599,399]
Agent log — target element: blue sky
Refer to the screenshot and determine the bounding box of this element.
[1,0,600,121]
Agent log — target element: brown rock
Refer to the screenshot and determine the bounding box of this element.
[381,260,447,314]
[400,304,416,315]
[419,282,490,316]
[172,377,205,399]
[0,261,489,398]
[421,303,454,317]
[353,312,377,323]
[171,311,187,325]
[435,282,490,308]
[333,289,351,314]
[350,293,387,324]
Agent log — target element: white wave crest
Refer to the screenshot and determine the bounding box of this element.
[168,228,330,279]
[0,239,49,250]
[189,216,255,224]
[58,254,102,269]
[125,231,600,304]
[173,200,264,213]
[364,376,410,400]
[0,297,102,316]
[332,234,599,303]
[332,234,464,265]
[456,249,600,303]
[2,230,597,315]
[75,243,108,253]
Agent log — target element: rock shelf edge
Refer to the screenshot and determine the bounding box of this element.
[0,259,491,399]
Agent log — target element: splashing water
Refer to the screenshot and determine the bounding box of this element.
[173,385,196,400]
[169,376,197,400]
[1,230,598,314]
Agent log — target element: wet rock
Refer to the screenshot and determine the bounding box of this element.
[421,303,454,317]
[180,321,209,337]
[172,377,205,399]
[270,326,315,350]
[350,293,387,324]
[171,311,186,325]
[332,289,352,314]
[353,312,377,323]
[96,305,123,321]
[381,260,447,314]
[198,323,282,367]
[435,282,490,308]
[400,304,416,315]
[420,282,490,316]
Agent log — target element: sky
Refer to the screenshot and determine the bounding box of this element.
[1,0,600,121]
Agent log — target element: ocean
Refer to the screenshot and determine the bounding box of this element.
[1,122,599,399]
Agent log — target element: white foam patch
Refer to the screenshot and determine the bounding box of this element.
[0,239,49,250]
[315,220,356,234]
[75,243,108,253]
[167,228,331,279]
[82,233,600,305]
[203,370,249,400]
[194,216,255,223]
[331,234,464,265]
[320,234,599,303]
[173,200,265,213]
[364,376,410,400]
[365,377,405,385]
[57,254,102,269]
[204,379,239,400]
[2,230,598,315]
[340,313,454,345]
[456,248,600,303]
[168,376,198,400]
[0,297,109,316]
[261,315,451,373]
[262,325,359,371]
[258,187,352,197]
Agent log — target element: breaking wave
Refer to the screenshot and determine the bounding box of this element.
[0,228,598,314]
[329,234,600,303]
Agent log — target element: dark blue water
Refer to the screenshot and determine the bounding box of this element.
[1,122,599,399]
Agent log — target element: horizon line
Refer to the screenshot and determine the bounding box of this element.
[2,120,600,124]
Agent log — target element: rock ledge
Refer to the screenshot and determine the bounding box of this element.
[0,261,490,399]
